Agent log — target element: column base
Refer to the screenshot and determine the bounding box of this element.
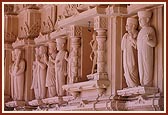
[63,79,110,98]
[117,86,159,96]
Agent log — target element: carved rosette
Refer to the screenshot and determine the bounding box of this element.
[94,16,107,73]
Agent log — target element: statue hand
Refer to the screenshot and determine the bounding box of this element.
[65,52,69,61]
[145,33,152,41]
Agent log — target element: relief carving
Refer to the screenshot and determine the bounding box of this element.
[5,32,17,43]
[36,46,47,99]
[65,47,78,84]
[9,49,25,101]
[21,21,41,39]
[58,4,80,21]
[55,38,68,96]
[137,11,157,87]
[90,31,98,74]
[69,25,82,37]
[94,16,107,30]
[45,42,57,98]
[121,17,140,87]
[31,47,40,99]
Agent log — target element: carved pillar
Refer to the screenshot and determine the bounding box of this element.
[23,43,35,101]
[69,25,81,83]
[4,10,18,101]
[4,44,12,100]
[93,16,108,80]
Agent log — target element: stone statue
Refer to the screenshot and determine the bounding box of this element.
[90,31,98,74]
[36,46,47,99]
[137,11,157,87]
[65,47,78,84]
[55,38,68,96]
[9,50,15,99]
[12,49,25,101]
[31,47,39,99]
[121,18,140,88]
[44,42,57,98]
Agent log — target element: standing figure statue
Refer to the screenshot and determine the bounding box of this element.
[44,42,57,98]
[12,49,25,101]
[121,18,140,88]
[137,11,157,86]
[55,38,68,96]
[36,46,47,99]
[90,31,98,74]
[31,47,40,99]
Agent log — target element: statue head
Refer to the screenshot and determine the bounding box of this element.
[138,10,152,28]
[48,42,56,54]
[56,38,67,51]
[14,49,22,61]
[39,46,47,56]
[126,18,138,33]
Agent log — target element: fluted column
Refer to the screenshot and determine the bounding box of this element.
[69,25,81,83]
[94,16,107,73]
[4,44,12,100]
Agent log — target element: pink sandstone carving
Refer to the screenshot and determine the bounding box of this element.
[10,49,25,100]
[137,11,157,87]
[45,42,57,98]
[36,46,47,99]
[55,37,68,96]
[121,17,139,87]
[31,47,40,99]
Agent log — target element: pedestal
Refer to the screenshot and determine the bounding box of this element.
[117,86,159,96]
[87,72,108,80]
[42,96,66,105]
[116,86,163,111]
[28,99,43,106]
[5,101,25,108]
[63,80,110,98]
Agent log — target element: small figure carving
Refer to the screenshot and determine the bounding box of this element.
[90,31,98,74]
[44,42,57,98]
[37,46,47,99]
[121,18,140,87]
[55,38,68,96]
[12,49,25,101]
[137,11,157,86]
[31,47,40,99]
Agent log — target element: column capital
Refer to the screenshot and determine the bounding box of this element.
[94,16,107,30]
[69,25,82,37]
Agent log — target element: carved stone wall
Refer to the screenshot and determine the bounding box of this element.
[18,8,40,39]
[3,3,164,111]
[40,5,57,34]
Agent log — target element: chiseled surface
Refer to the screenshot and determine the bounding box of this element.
[4,4,164,111]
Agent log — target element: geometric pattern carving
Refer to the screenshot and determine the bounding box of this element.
[94,16,107,30]
[69,25,82,37]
